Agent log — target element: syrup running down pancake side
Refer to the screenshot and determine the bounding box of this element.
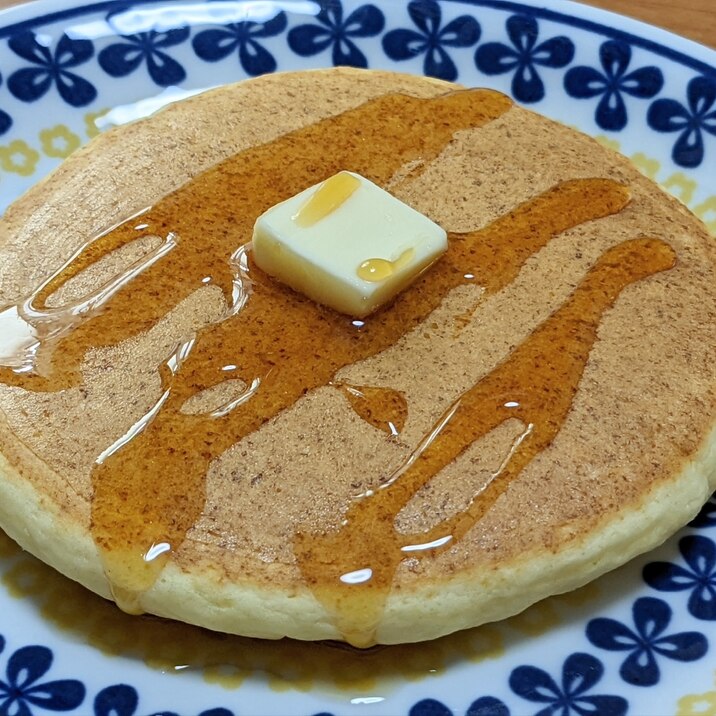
[0,69,714,646]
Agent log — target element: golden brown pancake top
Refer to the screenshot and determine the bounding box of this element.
[0,69,714,646]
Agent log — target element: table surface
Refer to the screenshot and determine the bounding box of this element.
[0,0,713,48]
[581,0,715,48]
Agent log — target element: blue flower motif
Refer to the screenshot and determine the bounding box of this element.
[409,698,452,716]
[510,652,627,715]
[94,684,234,716]
[643,534,716,620]
[564,40,663,130]
[586,596,707,686]
[98,26,190,86]
[0,72,12,135]
[647,75,716,168]
[7,31,96,106]
[192,11,287,76]
[382,0,480,81]
[466,696,510,715]
[287,0,385,68]
[0,642,85,715]
[475,14,574,103]
[145,711,232,716]
[691,493,716,528]
[94,684,137,716]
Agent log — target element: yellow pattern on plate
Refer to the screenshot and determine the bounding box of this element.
[1,124,713,235]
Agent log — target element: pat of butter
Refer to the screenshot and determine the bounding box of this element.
[252,171,447,317]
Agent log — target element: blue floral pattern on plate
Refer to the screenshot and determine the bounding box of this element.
[98,26,191,86]
[564,40,663,130]
[0,638,84,715]
[643,534,716,620]
[287,0,385,68]
[0,0,712,169]
[0,1,714,714]
[691,494,716,528]
[647,74,716,167]
[474,14,575,103]
[93,684,233,716]
[586,596,708,686]
[409,699,454,715]
[465,697,510,716]
[0,72,11,135]
[193,11,287,76]
[7,32,96,106]
[382,0,480,81]
[509,652,628,715]
[407,696,512,715]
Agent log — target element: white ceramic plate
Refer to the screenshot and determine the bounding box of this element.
[0,1,715,714]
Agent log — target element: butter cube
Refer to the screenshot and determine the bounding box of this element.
[252,171,447,317]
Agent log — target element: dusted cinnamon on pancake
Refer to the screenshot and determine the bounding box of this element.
[0,68,714,647]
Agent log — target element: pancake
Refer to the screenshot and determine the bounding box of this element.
[0,67,715,647]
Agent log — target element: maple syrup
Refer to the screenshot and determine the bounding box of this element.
[0,88,675,646]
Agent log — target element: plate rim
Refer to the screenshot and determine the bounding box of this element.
[0,0,714,76]
[0,1,714,714]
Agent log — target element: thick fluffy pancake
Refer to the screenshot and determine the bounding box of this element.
[0,68,715,646]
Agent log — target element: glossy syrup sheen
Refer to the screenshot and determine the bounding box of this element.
[0,88,676,645]
[293,171,361,228]
[357,249,415,283]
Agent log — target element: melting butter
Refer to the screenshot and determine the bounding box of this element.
[254,171,446,317]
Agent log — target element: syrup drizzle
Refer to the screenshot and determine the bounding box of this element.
[295,238,676,646]
[91,176,632,615]
[0,88,672,645]
[0,89,512,391]
[357,249,415,283]
[336,384,408,436]
[293,171,361,228]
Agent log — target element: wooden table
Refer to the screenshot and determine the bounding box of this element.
[0,0,713,49]
[581,0,715,49]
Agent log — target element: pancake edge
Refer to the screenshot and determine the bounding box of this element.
[0,405,714,644]
[0,67,715,644]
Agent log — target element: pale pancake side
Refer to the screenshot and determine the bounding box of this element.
[0,68,715,644]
